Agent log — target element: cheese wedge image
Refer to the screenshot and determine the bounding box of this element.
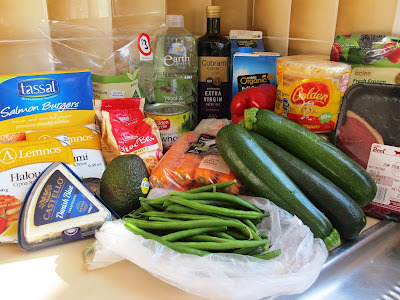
[18,162,118,250]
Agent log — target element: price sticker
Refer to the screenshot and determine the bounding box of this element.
[138,33,153,61]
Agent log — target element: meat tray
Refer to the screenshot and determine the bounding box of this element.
[334,82,400,148]
[334,82,400,221]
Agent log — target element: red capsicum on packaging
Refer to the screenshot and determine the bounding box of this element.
[0,203,8,234]
[230,84,277,124]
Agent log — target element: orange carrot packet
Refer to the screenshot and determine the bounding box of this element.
[149,118,243,194]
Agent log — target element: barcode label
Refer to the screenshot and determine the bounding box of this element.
[373,185,389,204]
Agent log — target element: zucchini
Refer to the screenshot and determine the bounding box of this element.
[242,108,377,207]
[250,131,366,240]
[216,124,340,248]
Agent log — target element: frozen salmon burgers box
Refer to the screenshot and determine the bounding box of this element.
[0,70,95,143]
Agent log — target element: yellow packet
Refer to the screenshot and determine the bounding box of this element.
[26,124,105,179]
[0,136,75,243]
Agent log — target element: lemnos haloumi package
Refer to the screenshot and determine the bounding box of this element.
[26,124,106,179]
[0,136,75,243]
[0,70,95,143]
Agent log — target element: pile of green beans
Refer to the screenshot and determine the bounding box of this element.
[122,180,281,260]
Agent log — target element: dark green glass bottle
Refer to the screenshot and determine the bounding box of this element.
[197,6,231,120]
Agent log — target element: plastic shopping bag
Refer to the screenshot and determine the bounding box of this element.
[85,189,328,300]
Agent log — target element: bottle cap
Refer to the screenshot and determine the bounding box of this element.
[206,6,221,18]
[166,15,184,27]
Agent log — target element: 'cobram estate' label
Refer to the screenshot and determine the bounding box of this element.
[198,56,230,120]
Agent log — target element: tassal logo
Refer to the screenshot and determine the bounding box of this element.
[17,78,59,98]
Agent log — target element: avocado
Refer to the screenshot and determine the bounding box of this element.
[100,154,149,217]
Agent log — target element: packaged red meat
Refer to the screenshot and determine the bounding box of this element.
[334,83,400,220]
[149,118,244,194]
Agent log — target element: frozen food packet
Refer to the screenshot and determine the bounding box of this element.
[0,135,75,243]
[331,34,400,67]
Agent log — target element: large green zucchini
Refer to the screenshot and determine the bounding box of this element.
[242,108,377,207]
[216,124,340,248]
[250,131,366,240]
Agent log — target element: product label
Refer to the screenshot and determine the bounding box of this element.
[165,42,190,68]
[153,77,198,128]
[140,177,150,194]
[237,73,274,91]
[0,70,94,136]
[92,72,143,100]
[33,170,99,226]
[367,143,400,214]
[145,110,190,151]
[198,154,230,174]
[275,76,344,132]
[198,56,230,119]
[138,33,153,61]
[349,66,400,86]
[26,125,106,179]
[0,138,75,242]
[186,134,218,155]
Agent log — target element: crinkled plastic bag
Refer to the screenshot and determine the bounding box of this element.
[85,189,328,300]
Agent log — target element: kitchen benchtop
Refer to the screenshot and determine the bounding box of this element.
[0,217,398,300]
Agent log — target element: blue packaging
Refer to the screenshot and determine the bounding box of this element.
[0,70,95,138]
[232,49,281,99]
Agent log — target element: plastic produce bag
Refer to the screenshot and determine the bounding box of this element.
[85,189,328,300]
[149,118,244,194]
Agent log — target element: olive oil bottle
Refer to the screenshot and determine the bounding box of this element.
[197,6,231,120]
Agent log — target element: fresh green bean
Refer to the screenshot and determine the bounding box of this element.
[165,204,208,215]
[140,201,157,212]
[142,211,220,221]
[175,240,268,251]
[248,246,269,256]
[193,199,243,209]
[124,223,210,256]
[185,180,237,193]
[166,196,267,219]
[217,217,257,240]
[140,196,168,206]
[125,218,246,231]
[232,246,261,255]
[210,231,237,240]
[169,191,262,213]
[161,226,227,242]
[259,233,268,239]
[127,206,145,218]
[184,235,232,243]
[148,217,185,222]
[162,200,174,207]
[225,229,249,240]
[241,218,261,236]
[254,249,282,260]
